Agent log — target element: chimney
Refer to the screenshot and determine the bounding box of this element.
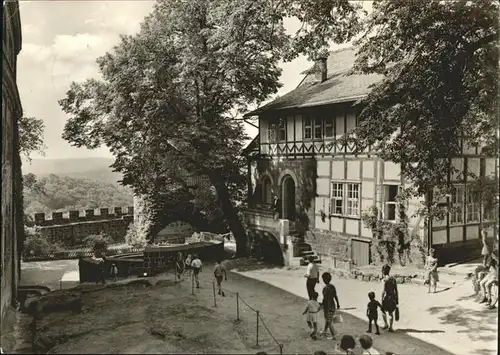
[315,57,328,83]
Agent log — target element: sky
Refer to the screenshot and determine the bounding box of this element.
[18,0,372,162]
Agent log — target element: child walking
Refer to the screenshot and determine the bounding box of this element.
[185,254,193,277]
[191,254,202,288]
[366,291,382,335]
[302,291,321,340]
[110,263,118,282]
[213,259,227,297]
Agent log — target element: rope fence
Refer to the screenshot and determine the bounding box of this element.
[174,264,284,354]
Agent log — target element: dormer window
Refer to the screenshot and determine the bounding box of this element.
[325,118,333,138]
[267,118,286,143]
[277,118,286,142]
[314,118,322,139]
[304,118,312,139]
[304,116,325,140]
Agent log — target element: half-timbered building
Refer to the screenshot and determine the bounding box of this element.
[242,47,498,267]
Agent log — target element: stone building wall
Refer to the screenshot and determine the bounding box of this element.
[1,0,23,322]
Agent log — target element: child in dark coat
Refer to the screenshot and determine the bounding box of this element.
[367,291,382,335]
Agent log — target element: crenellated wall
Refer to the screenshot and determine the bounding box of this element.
[33,206,134,226]
[33,207,134,248]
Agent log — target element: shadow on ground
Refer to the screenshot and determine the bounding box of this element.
[396,329,445,334]
[427,304,498,343]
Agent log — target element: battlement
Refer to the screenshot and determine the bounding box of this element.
[33,206,134,227]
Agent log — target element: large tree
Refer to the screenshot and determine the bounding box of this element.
[59,0,363,255]
[349,0,498,210]
[19,116,45,161]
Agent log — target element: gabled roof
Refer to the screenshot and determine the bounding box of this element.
[242,136,259,157]
[245,47,383,117]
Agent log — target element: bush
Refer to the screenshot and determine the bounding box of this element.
[125,222,148,248]
[23,227,62,257]
[83,233,112,256]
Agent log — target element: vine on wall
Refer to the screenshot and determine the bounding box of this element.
[255,158,317,237]
[361,202,425,266]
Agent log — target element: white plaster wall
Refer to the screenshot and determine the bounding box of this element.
[317,160,330,177]
[316,177,330,196]
[347,161,360,180]
[330,217,343,232]
[384,162,401,181]
[286,117,294,141]
[345,219,359,235]
[331,160,344,180]
[295,115,303,141]
[362,160,374,179]
[433,230,447,244]
[485,158,496,177]
[449,228,463,242]
[466,225,479,240]
[468,158,480,176]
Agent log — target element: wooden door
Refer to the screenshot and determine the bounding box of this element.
[351,239,370,266]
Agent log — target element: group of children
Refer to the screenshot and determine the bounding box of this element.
[175,252,204,288]
[301,267,397,354]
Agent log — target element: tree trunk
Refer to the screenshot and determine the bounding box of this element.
[210,174,248,256]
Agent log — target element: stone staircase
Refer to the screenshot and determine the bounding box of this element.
[295,242,322,266]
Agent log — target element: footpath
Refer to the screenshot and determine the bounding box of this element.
[232,262,498,355]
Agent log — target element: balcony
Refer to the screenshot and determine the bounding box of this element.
[242,207,296,235]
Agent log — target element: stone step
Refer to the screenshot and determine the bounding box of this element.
[300,258,322,266]
[301,250,315,256]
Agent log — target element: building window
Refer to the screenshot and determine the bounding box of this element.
[450,185,464,224]
[268,123,276,143]
[304,118,312,139]
[314,118,323,139]
[330,183,344,215]
[382,185,399,221]
[325,118,333,138]
[277,118,286,142]
[304,117,325,140]
[330,182,361,217]
[346,183,360,217]
[262,177,273,205]
[466,187,480,223]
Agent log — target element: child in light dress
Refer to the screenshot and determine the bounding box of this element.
[302,291,321,340]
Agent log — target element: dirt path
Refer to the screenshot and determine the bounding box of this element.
[232,264,498,355]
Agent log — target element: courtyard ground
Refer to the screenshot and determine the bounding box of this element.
[8,256,497,355]
[229,259,498,355]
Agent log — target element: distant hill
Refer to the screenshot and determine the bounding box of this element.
[24,173,134,216]
[22,158,123,185]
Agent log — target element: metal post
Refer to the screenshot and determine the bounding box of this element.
[236,292,240,321]
[279,344,283,355]
[212,281,217,307]
[256,310,260,346]
[59,279,62,290]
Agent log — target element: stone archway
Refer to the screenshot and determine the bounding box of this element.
[251,229,284,266]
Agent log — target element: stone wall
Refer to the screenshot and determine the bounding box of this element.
[34,208,134,248]
[304,229,351,267]
[33,206,134,226]
[1,0,23,323]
